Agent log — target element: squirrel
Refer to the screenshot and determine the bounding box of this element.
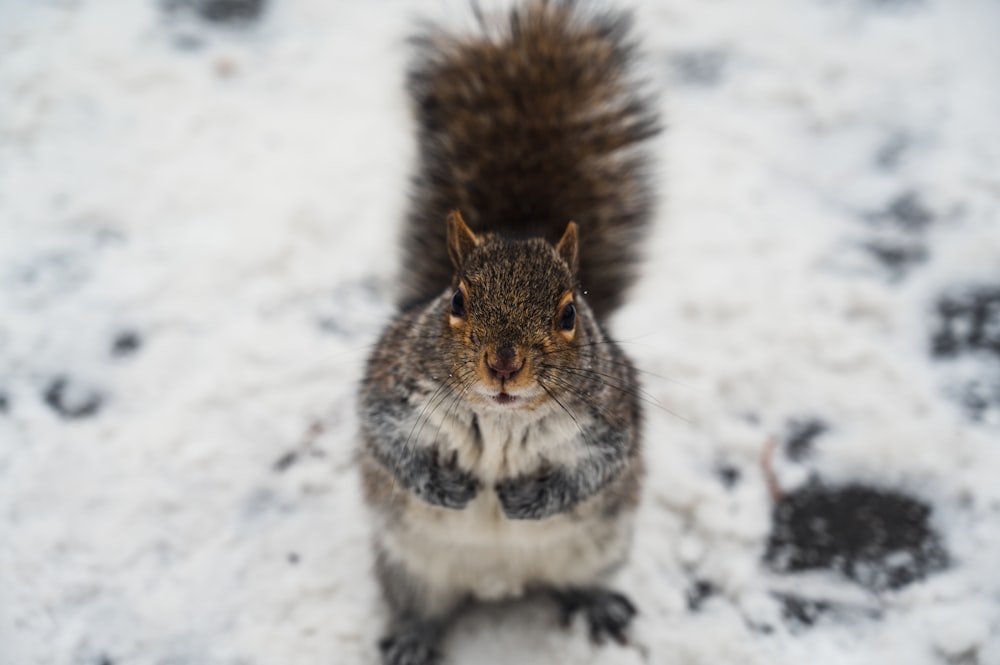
[358,2,659,664]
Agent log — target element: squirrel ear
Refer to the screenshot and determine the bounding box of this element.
[556,221,579,275]
[447,210,479,270]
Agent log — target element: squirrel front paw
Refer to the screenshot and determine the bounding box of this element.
[411,450,480,510]
[496,469,577,520]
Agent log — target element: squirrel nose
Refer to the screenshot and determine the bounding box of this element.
[487,346,523,381]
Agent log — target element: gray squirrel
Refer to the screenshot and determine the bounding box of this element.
[358,2,659,663]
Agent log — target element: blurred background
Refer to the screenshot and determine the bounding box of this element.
[1,1,999,664]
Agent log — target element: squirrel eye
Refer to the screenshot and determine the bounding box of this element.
[451,289,466,318]
[558,302,576,331]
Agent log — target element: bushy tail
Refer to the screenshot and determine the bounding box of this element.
[397,0,661,321]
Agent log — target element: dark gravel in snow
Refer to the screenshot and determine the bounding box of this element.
[765,483,949,591]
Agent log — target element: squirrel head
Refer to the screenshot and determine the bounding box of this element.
[442,210,583,410]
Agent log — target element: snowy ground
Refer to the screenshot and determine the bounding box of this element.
[2,1,1000,664]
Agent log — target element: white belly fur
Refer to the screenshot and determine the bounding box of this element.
[381,401,631,613]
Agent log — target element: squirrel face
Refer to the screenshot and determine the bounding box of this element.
[443,211,582,410]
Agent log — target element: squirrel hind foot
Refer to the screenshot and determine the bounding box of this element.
[552,586,638,646]
[379,618,444,665]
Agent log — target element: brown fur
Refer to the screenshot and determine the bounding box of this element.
[398,0,660,321]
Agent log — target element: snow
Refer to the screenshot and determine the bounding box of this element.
[2,0,999,664]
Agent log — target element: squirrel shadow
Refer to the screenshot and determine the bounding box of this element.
[442,595,645,665]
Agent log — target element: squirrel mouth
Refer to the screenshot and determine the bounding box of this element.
[493,392,517,405]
